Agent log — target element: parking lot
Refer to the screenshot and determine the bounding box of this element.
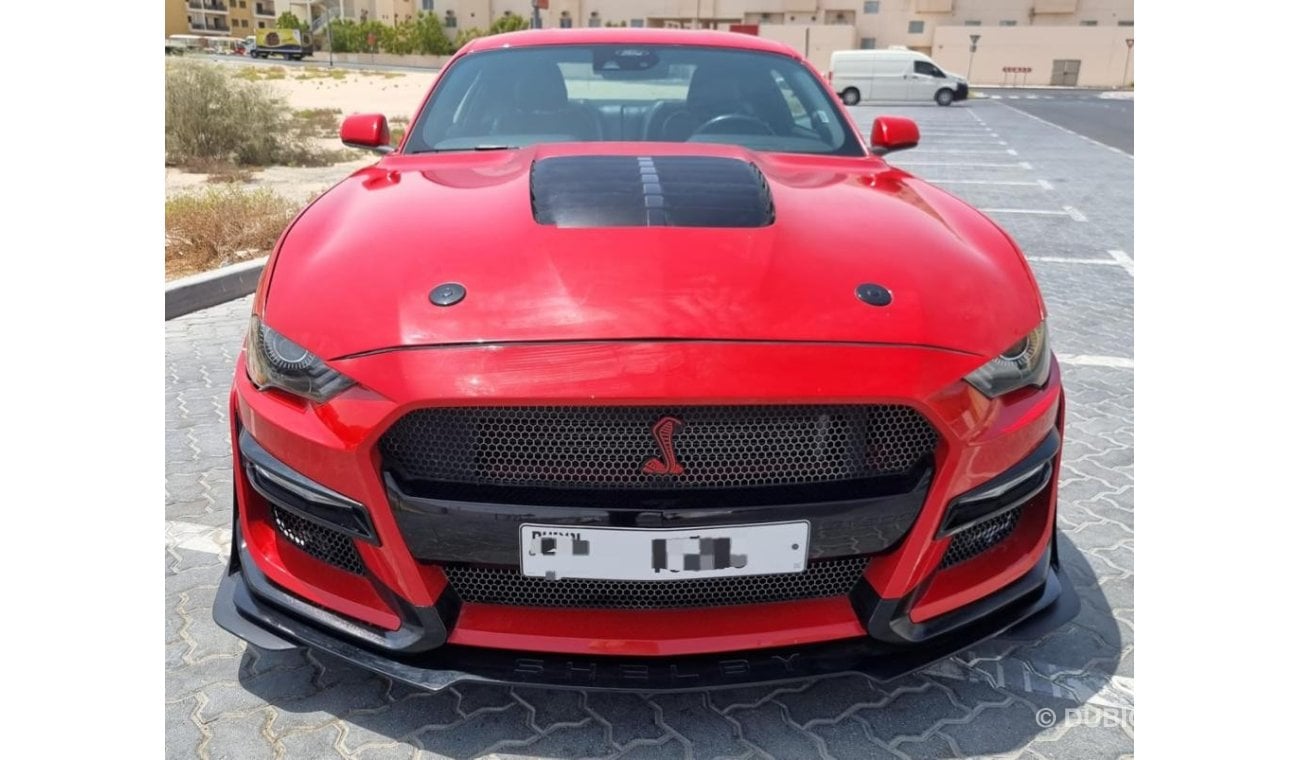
[166,96,1134,759]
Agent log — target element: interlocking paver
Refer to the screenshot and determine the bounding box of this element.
[165,97,1133,758]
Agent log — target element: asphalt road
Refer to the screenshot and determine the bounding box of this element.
[980,89,1134,155]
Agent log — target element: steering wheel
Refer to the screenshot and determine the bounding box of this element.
[693,114,775,137]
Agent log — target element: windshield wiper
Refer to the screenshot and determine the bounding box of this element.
[426,144,517,153]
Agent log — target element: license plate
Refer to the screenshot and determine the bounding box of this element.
[519,522,810,581]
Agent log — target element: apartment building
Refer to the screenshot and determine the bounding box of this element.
[168,1,1133,86]
[166,0,286,36]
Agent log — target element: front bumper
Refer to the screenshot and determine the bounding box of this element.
[217,340,1074,690]
[216,520,1076,691]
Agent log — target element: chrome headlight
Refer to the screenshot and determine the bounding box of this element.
[964,321,1051,398]
[246,315,355,403]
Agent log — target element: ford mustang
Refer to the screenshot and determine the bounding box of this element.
[214,27,1077,691]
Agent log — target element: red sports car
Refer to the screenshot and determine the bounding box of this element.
[215,28,1076,691]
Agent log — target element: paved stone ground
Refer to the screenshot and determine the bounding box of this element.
[166,99,1133,759]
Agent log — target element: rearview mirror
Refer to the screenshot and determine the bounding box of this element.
[340,113,393,154]
[869,116,920,156]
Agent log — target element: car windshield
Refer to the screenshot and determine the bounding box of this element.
[404,44,863,157]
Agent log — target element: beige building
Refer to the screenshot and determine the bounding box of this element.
[393,1,1136,86]
[172,2,1133,86]
[166,0,285,37]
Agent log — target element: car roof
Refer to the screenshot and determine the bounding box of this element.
[459,27,803,60]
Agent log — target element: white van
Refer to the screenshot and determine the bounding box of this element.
[829,49,969,106]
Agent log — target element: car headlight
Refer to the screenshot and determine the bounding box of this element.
[245,315,355,403]
[964,321,1051,398]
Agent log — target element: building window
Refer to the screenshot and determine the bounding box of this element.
[908,20,924,34]
[444,10,456,27]
[589,12,600,27]
[999,20,1017,26]
[630,18,644,28]
[860,37,876,49]
[1080,20,1098,26]
[258,20,265,28]
[560,11,573,28]
[1119,20,1134,26]
[964,20,981,26]
[863,1,879,14]
[421,0,433,10]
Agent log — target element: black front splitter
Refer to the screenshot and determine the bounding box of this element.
[214,542,1078,693]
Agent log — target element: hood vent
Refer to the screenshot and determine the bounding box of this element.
[531,155,776,228]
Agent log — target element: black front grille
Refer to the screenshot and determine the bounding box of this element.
[271,505,365,575]
[442,557,868,609]
[940,507,1022,569]
[380,405,937,492]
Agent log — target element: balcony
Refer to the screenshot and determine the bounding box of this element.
[254,3,276,17]
[203,1,229,12]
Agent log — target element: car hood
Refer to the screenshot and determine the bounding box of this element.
[263,143,1042,361]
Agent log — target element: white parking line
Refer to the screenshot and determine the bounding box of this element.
[1108,249,1135,275]
[895,161,1031,168]
[908,149,1019,155]
[1038,179,1054,190]
[1027,256,1124,266]
[1056,354,1135,369]
[980,208,1087,222]
[919,140,1009,146]
[929,179,1047,187]
[166,520,231,556]
[995,100,1134,159]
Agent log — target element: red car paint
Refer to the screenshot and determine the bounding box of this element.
[227,28,1065,669]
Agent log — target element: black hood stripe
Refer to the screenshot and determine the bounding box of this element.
[531,155,776,228]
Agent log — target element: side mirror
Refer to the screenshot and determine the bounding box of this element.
[340,113,393,154]
[869,116,920,156]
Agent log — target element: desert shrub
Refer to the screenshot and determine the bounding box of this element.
[165,186,298,278]
[166,61,333,168]
[488,13,528,34]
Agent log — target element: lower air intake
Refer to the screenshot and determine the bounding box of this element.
[271,505,365,575]
[442,557,868,609]
[940,507,1022,569]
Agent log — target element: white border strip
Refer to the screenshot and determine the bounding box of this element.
[1057,354,1135,368]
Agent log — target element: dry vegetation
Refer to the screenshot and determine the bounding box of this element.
[166,61,347,169]
[164,61,425,278]
[165,186,299,279]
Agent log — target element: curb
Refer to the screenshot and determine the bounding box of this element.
[166,257,267,320]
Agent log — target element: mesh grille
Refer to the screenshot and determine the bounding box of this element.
[940,507,1022,569]
[271,505,365,575]
[380,405,936,491]
[443,557,868,609]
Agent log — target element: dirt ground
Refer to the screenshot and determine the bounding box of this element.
[164,63,435,202]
